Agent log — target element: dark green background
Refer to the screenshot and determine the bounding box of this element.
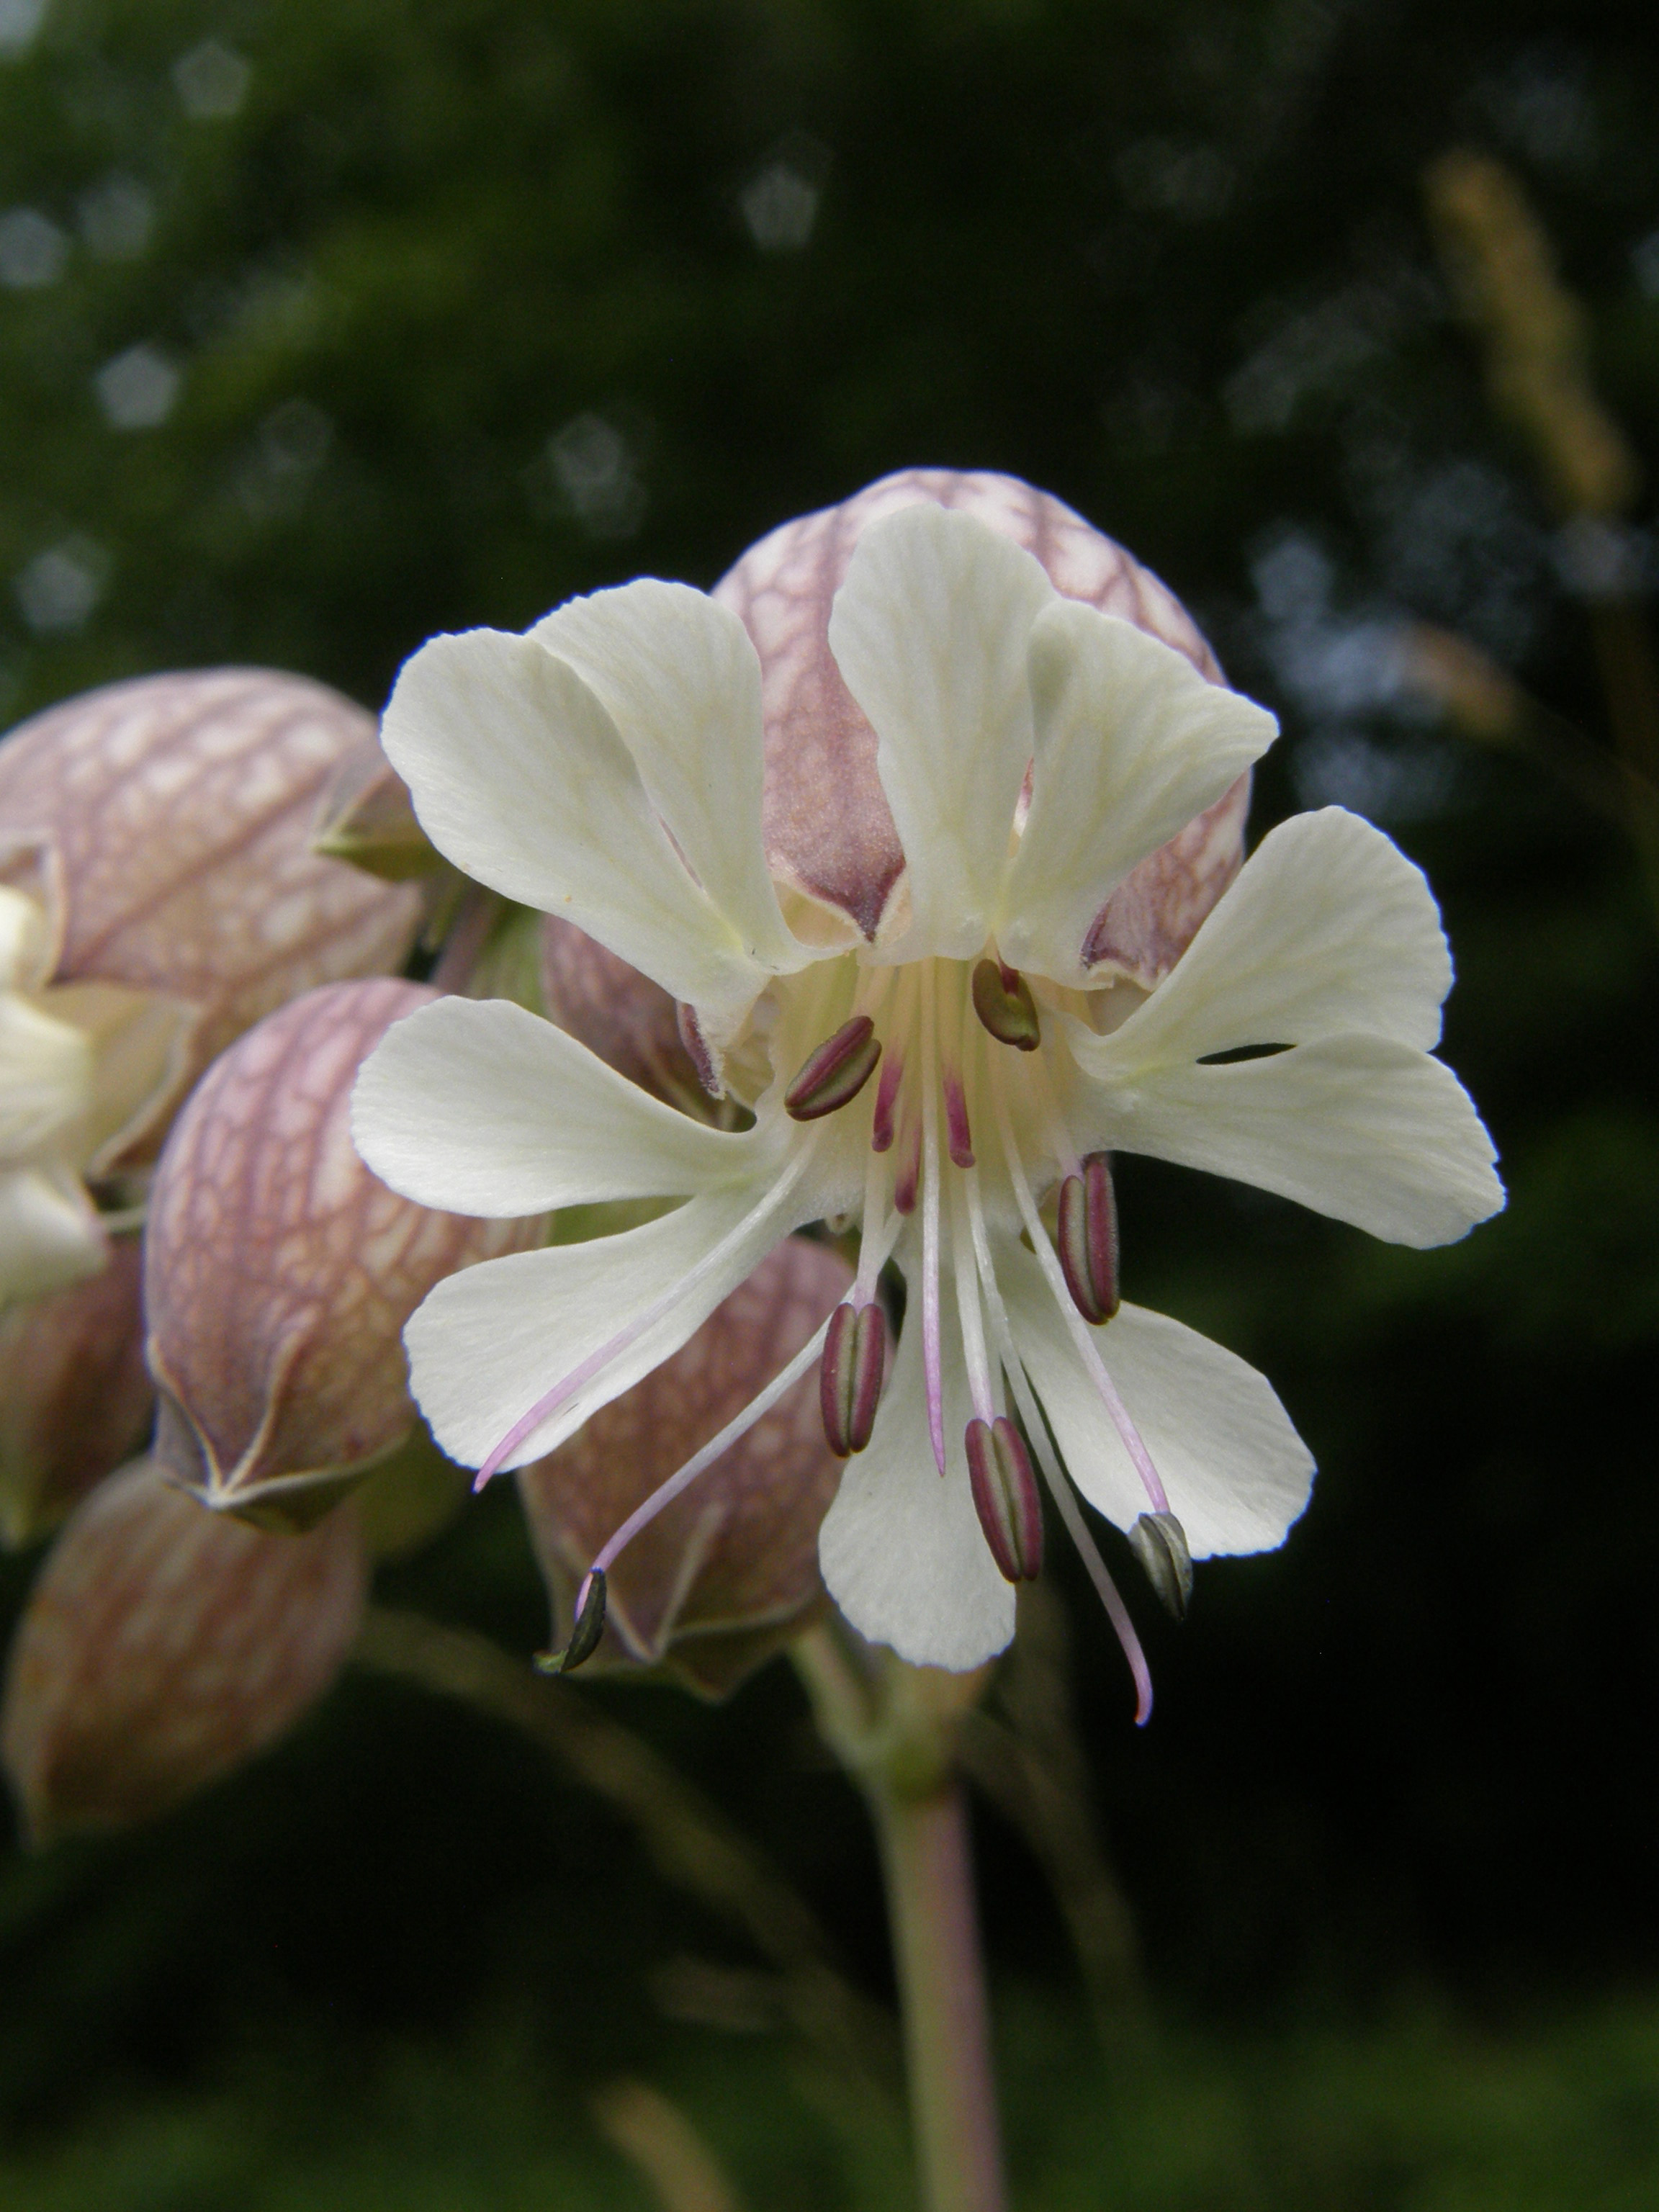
[3,1,1657,2203]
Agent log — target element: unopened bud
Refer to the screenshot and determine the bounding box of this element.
[0,1238,151,1545]
[518,1238,852,1698]
[819,1298,887,1457]
[965,1415,1044,1584]
[784,1014,881,1121]
[0,670,422,1117]
[971,959,1040,1050]
[1056,1152,1120,1326]
[714,469,1248,976]
[540,915,706,1107]
[537,1570,608,1675]
[313,738,446,881]
[145,980,538,1531]
[1129,1511,1193,1621]
[1,1457,366,1842]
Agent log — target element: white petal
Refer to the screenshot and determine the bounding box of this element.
[0,1163,106,1303]
[999,1246,1313,1556]
[818,1274,1015,1671]
[0,994,90,1161]
[353,995,766,1216]
[1077,808,1454,1069]
[827,505,1055,960]
[380,627,768,1027]
[0,886,55,995]
[997,603,1276,984]
[48,981,195,1173]
[404,1179,812,1470]
[1073,1031,1503,1248]
[531,582,801,969]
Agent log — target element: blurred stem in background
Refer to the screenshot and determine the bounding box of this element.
[357,1603,1028,2211]
[796,1624,1006,2212]
[1426,149,1659,917]
[353,1604,899,2103]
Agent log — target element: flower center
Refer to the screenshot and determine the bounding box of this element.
[488,944,1184,1720]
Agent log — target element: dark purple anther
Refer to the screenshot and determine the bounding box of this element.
[537,1567,609,1673]
[893,1118,920,1214]
[820,1299,887,1457]
[784,1015,882,1121]
[871,1052,904,1153]
[1056,1151,1119,1325]
[971,958,1040,1051]
[1128,1512,1192,1622]
[945,1076,974,1169]
[965,1415,1044,1583]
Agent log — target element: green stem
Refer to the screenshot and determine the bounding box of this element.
[793,1626,1007,2212]
[869,1771,1007,2212]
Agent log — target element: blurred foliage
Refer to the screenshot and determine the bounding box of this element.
[4,0,1659,2196]
[2,1988,1659,2208]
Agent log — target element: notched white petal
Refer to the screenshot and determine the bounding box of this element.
[818,1278,1015,1671]
[0,995,90,1160]
[379,627,768,1025]
[403,1180,815,1470]
[353,994,765,1217]
[531,580,803,971]
[48,981,197,1174]
[0,1164,106,1303]
[828,505,1055,961]
[998,603,1276,984]
[1077,1031,1504,1248]
[0,884,58,997]
[1001,1250,1313,1557]
[1079,808,1454,1071]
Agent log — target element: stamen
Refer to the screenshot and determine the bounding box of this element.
[944,1073,975,1169]
[1021,1388,1154,1726]
[950,1173,996,1424]
[855,1143,889,1306]
[785,1015,882,1121]
[820,1298,887,1456]
[1129,1511,1194,1621]
[892,1107,921,1213]
[958,1176,1151,1722]
[965,1415,1044,1583]
[1056,1152,1120,1325]
[971,958,1041,1051]
[537,1568,608,1674]
[987,1054,1172,1519]
[580,1308,837,1586]
[871,1049,904,1151]
[919,962,947,1475]
[475,1145,816,1489]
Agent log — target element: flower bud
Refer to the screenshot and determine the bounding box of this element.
[539,914,706,1107]
[0,669,423,1117]
[1,1457,366,1842]
[312,737,446,882]
[518,1236,853,1697]
[145,979,539,1530]
[713,468,1249,976]
[0,1236,151,1545]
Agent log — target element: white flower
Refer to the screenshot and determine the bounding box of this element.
[0,878,190,1304]
[353,501,1503,1694]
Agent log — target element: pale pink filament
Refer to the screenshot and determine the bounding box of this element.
[475,1146,815,1488]
[987,1051,1172,1518]
[918,961,946,1474]
[961,1162,1153,1725]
